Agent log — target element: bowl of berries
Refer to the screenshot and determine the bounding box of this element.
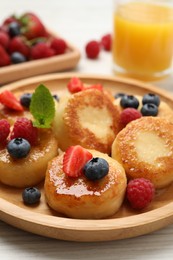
[0,12,80,84]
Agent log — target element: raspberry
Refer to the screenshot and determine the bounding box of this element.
[0,31,10,49]
[0,119,10,144]
[50,37,67,55]
[8,36,30,58]
[30,42,55,60]
[101,33,112,51]
[126,178,155,209]
[85,40,100,59]
[0,45,11,67]
[120,108,142,127]
[10,118,38,145]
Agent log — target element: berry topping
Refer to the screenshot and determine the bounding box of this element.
[141,103,158,116]
[0,45,11,67]
[142,93,160,107]
[11,52,27,64]
[8,22,21,37]
[10,118,38,145]
[83,157,109,181]
[0,90,24,111]
[126,178,155,209]
[85,40,100,59]
[63,145,93,178]
[120,108,142,127]
[0,119,10,144]
[30,42,55,59]
[52,94,59,102]
[120,95,139,109]
[20,93,32,108]
[67,77,84,93]
[50,37,67,55]
[22,187,41,205]
[114,92,125,99]
[101,33,112,51]
[7,138,31,159]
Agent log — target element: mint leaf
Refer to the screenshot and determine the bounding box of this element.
[30,84,55,128]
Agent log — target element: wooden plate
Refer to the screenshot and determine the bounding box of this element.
[0,40,80,85]
[1,73,173,242]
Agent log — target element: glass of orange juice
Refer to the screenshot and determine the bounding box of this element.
[112,0,173,80]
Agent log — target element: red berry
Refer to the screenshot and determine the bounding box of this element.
[126,178,155,209]
[20,12,47,40]
[3,16,17,26]
[85,40,100,59]
[8,36,30,58]
[120,108,142,127]
[63,145,93,178]
[0,45,11,67]
[31,42,55,60]
[101,34,112,51]
[0,119,10,144]
[10,118,38,145]
[67,77,84,93]
[0,90,23,111]
[50,37,67,55]
[83,84,103,91]
[0,31,10,49]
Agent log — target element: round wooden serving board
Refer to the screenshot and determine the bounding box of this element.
[1,73,173,242]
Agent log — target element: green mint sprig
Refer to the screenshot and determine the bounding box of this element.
[30,84,55,128]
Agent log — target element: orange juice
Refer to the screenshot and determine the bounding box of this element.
[113,1,173,79]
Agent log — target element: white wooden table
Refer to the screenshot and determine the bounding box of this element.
[1,0,173,259]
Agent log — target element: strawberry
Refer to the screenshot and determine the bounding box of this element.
[0,31,10,49]
[50,37,67,55]
[0,45,11,67]
[0,90,24,111]
[67,77,84,93]
[8,36,30,58]
[3,16,18,26]
[63,145,93,178]
[30,42,55,59]
[20,12,47,40]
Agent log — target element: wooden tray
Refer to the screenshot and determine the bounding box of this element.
[1,73,173,242]
[0,40,80,85]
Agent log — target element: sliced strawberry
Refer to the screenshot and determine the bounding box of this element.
[83,84,103,91]
[63,145,93,178]
[0,90,24,111]
[67,77,84,94]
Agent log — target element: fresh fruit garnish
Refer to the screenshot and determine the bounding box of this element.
[63,145,93,178]
[126,178,155,210]
[141,103,158,116]
[8,36,30,58]
[50,37,67,55]
[120,108,142,127]
[0,90,23,111]
[11,52,26,64]
[20,12,47,40]
[10,118,38,145]
[67,77,84,93]
[7,138,31,159]
[0,31,10,49]
[22,187,41,205]
[8,22,21,37]
[30,42,55,59]
[20,93,32,108]
[0,45,11,67]
[101,33,112,51]
[83,157,109,180]
[0,119,10,144]
[30,84,55,128]
[85,40,100,59]
[120,94,139,109]
[142,93,160,107]
[83,84,103,91]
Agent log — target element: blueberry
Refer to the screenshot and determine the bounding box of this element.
[8,22,21,37]
[20,93,32,108]
[141,103,158,116]
[142,93,160,107]
[22,187,41,205]
[7,138,31,159]
[114,92,125,99]
[120,95,139,109]
[11,52,26,64]
[83,157,109,181]
[52,94,59,102]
